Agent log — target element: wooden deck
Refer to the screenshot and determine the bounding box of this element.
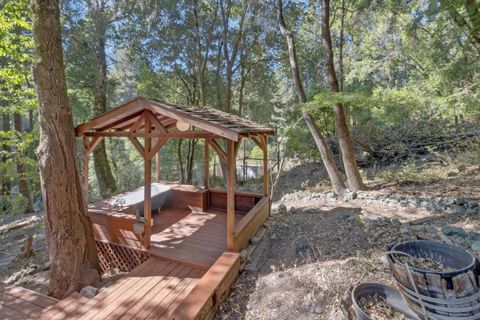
[0,285,58,319]
[37,253,240,320]
[40,257,207,320]
[90,207,244,269]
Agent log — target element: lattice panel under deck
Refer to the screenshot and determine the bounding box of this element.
[96,241,151,274]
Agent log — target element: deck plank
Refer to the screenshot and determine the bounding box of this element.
[0,303,30,320]
[3,285,57,309]
[0,285,57,320]
[116,264,192,320]
[101,261,180,320]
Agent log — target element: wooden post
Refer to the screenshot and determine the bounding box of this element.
[204,139,209,189]
[82,147,89,206]
[143,115,152,249]
[155,151,161,182]
[226,139,235,251]
[263,135,268,196]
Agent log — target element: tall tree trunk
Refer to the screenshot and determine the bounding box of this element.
[215,43,223,109]
[31,0,100,298]
[321,0,366,191]
[277,0,346,196]
[91,4,117,198]
[1,112,11,195]
[220,0,248,113]
[14,113,34,213]
[185,139,197,185]
[177,140,185,183]
[238,62,246,117]
[277,0,307,104]
[304,114,346,195]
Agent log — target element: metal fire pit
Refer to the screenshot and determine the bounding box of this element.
[351,283,421,320]
[388,240,480,319]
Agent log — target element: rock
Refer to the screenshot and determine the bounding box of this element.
[80,286,98,298]
[471,241,480,252]
[450,236,468,247]
[450,204,466,214]
[25,264,39,275]
[288,206,297,214]
[466,232,480,243]
[454,198,466,205]
[271,203,287,216]
[240,249,249,260]
[466,207,478,215]
[343,189,357,201]
[442,225,465,237]
[346,214,361,223]
[326,192,335,199]
[250,236,261,245]
[467,200,478,208]
[312,306,322,314]
[335,212,353,220]
[411,225,427,232]
[390,219,401,226]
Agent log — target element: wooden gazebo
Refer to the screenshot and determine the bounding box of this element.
[76,97,275,255]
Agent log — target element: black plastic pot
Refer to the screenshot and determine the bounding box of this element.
[351,283,421,320]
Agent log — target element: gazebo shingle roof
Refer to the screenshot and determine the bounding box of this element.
[75,97,275,141]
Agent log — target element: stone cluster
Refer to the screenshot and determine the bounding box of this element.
[280,190,479,215]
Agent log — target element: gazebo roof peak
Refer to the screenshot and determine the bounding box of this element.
[75,97,275,141]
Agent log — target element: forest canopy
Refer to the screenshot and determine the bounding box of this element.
[1,0,479,212]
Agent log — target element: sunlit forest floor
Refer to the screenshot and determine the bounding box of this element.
[216,152,480,320]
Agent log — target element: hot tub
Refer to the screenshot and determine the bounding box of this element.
[108,183,171,217]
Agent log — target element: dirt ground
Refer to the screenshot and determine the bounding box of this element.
[215,196,480,320]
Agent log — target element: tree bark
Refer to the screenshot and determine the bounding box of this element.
[277,0,345,195]
[304,114,346,196]
[1,112,11,195]
[321,0,366,191]
[90,2,117,198]
[277,0,307,104]
[220,0,248,113]
[31,0,100,298]
[14,113,34,213]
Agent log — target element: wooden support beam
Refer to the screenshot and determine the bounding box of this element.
[146,110,168,134]
[81,143,89,206]
[234,137,243,158]
[82,136,104,154]
[129,111,146,133]
[251,135,266,152]
[82,130,216,139]
[129,136,145,157]
[262,135,269,196]
[94,111,143,132]
[155,151,161,182]
[204,139,209,189]
[208,138,227,163]
[143,114,152,249]
[147,137,167,160]
[75,97,144,134]
[226,139,236,251]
